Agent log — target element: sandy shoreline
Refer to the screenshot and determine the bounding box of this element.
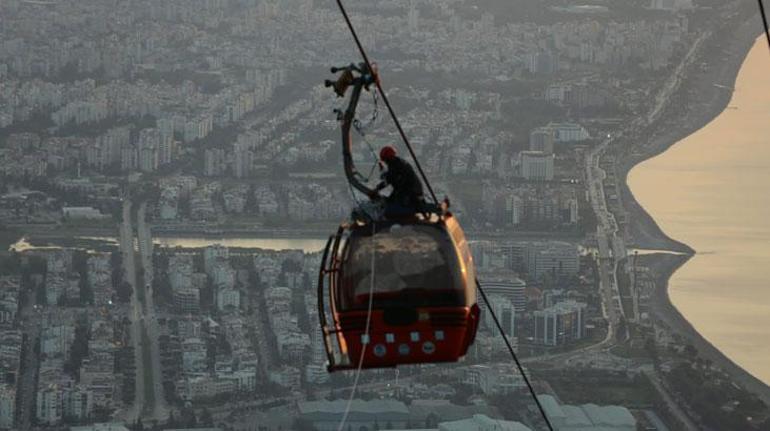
[621,15,763,253]
[618,7,770,403]
[646,252,770,405]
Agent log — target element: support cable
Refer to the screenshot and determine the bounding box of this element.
[477,279,555,431]
[335,0,439,205]
[758,0,770,51]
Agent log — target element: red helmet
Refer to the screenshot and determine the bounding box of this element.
[379,146,397,161]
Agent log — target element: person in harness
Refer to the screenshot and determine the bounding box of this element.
[370,146,425,217]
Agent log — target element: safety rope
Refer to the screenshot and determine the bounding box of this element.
[347,180,380,222]
[477,280,555,431]
[336,224,377,431]
[352,91,384,184]
[353,89,379,137]
[759,0,770,51]
[335,0,439,205]
[354,134,383,184]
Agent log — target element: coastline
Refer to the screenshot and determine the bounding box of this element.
[619,8,770,402]
[621,14,763,253]
[646,252,770,405]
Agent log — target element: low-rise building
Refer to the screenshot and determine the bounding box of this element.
[537,395,636,430]
[299,399,410,431]
[519,151,554,181]
[0,384,15,430]
[178,375,236,401]
[174,288,200,313]
[267,366,301,390]
[524,242,580,279]
[216,286,240,311]
[62,207,107,220]
[439,414,531,431]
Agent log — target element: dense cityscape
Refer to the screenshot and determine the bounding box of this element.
[0,0,769,430]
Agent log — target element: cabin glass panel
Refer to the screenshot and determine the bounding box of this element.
[338,224,464,311]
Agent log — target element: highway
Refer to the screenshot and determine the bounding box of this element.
[118,199,145,423]
[585,136,628,345]
[137,201,170,422]
[119,198,168,423]
[647,32,710,125]
[15,288,41,431]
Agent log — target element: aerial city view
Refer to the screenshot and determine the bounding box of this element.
[0,0,769,430]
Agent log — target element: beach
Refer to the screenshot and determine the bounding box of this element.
[621,13,763,253]
[620,9,770,403]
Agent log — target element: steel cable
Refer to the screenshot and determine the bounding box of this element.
[477,280,555,431]
[332,2,554,429]
[758,0,770,51]
[334,0,439,205]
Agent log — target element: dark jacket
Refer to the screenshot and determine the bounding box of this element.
[379,156,424,206]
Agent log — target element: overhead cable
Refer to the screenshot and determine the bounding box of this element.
[758,0,770,51]
[477,280,555,431]
[334,0,439,205]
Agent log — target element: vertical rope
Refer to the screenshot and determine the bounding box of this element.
[336,224,377,431]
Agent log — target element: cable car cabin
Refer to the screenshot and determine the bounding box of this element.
[318,213,480,371]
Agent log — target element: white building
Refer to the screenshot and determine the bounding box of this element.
[40,324,74,357]
[524,242,580,279]
[174,288,200,313]
[461,365,527,396]
[534,301,587,346]
[276,331,310,362]
[62,207,106,220]
[546,122,590,143]
[519,151,554,181]
[137,134,159,173]
[204,148,226,176]
[211,262,236,289]
[178,375,236,401]
[219,369,257,392]
[181,338,207,374]
[36,385,63,425]
[216,286,240,311]
[649,0,693,10]
[159,187,179,220]
[0,384,15,430]
[87,253,113,306]
[204,245,230,274]
[505,195,523,226]
[267,366,301,390]
[169,254,194,291]
[305,364,330,384]
[482,294,516,339]
[63,385,93,420]
[477,276,527,311]
[529,127,555,154]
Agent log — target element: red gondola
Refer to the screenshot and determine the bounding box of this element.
[318,64,480,371]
